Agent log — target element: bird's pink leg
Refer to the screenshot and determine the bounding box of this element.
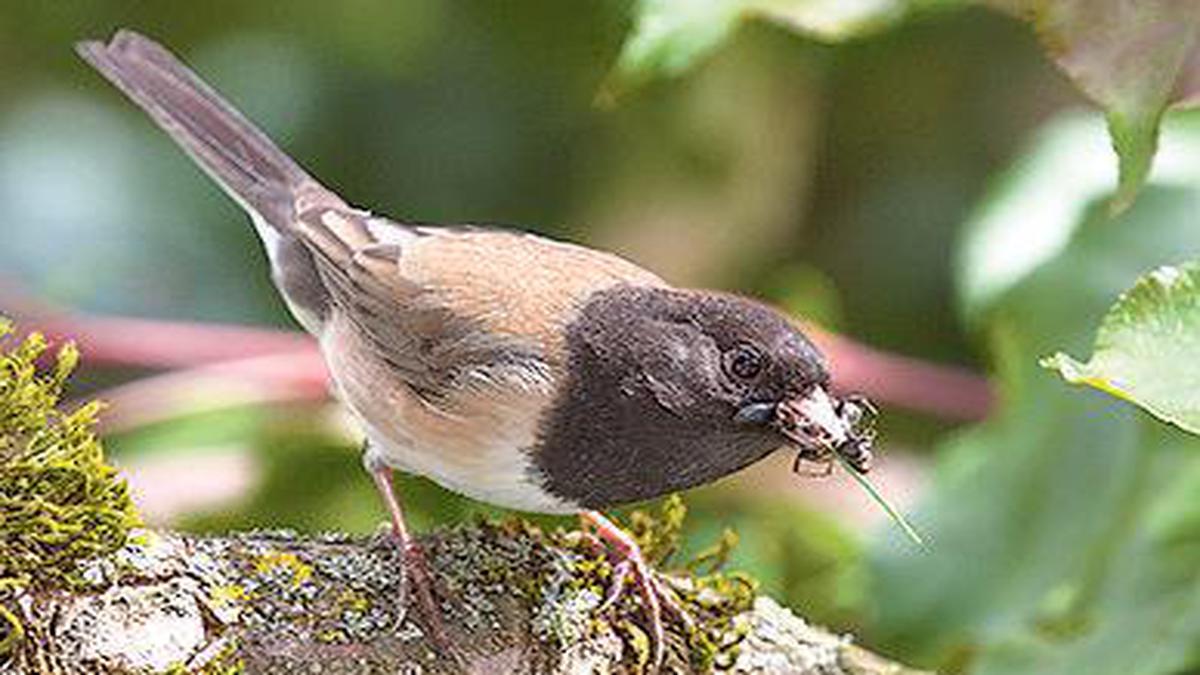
[369,466,413,544]
[581,510,694,672]
[368,465,446,643]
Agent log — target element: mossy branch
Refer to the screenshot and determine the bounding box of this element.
[0,321,926,674]
[0,526,927,674]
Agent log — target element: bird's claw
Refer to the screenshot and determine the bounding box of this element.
[581,511,694,673]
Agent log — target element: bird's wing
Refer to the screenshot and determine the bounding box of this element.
[294,210,666,399]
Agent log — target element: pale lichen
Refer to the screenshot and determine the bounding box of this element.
[212,529,410,655]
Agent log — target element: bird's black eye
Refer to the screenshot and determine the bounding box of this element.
[725,344,764,380]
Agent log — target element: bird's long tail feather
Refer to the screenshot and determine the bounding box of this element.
[76,30,347,333]
[75,29,337,227]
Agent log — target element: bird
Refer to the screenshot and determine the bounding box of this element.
[76,30,867,670]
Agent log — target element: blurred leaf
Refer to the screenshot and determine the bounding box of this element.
[970,424,1200,675]
[767,263,844,329]
[871,123,1200,673]
[1143,457,1200,546]
[1043,262,1200,436]
[987,0,1200,210]
[0,94,286,323]
[613,0,906,83]
[181,420,380,535]
[105,406,269,460]
[957,112,1200,320]
[616,0,1199,210]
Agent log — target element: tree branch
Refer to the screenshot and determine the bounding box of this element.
[0,524,926,674]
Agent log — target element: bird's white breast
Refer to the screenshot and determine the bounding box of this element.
[318,317,579,515]
[359,415,578,515]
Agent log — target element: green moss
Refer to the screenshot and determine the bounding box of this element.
[619,619,651,670]
[0,592,23,656]
[626,493,688,566]
[209,583,249,607]
[195,638,245,675]
[252,550,314,587]
[0,320,141,656]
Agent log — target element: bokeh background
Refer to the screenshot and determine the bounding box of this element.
[3,2,1199,673]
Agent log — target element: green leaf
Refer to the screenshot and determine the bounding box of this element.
[613,0,908,83]
[615,0,1200,211]
[957,111,1200,320]
[751,0,909,39]
[986,0,1200,211]
[1042,262,1200,436]
[872,118,1200,673]
[969,424,1200,675]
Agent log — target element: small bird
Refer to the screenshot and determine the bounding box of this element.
[77,30,866,669]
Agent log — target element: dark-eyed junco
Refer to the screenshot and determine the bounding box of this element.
[77,30,871,668]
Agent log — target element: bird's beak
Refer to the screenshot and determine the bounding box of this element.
[776,386,849,450]
[734,400,777,425]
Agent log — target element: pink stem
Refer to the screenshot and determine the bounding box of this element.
[805,325,994,422]
[1,280,313,368]
[90,351,329,434]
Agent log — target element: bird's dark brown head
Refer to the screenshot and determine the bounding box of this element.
[532,284,856,509]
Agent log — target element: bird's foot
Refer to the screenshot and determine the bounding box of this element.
[398,539,449,646]
[369,463,451,650]
[581,510,695,672]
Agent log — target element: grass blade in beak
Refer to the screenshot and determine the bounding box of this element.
[833,451,925,549]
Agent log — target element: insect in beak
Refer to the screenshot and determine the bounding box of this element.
[777,388,923,547]
[777,388,877,476]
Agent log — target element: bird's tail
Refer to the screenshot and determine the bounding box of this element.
[76,30,343,333]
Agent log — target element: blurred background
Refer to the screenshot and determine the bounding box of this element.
[3,2,1199,673]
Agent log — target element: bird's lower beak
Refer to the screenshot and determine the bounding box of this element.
[776,386,849,450]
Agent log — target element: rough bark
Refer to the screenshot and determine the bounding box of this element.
[0,524,926,674]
